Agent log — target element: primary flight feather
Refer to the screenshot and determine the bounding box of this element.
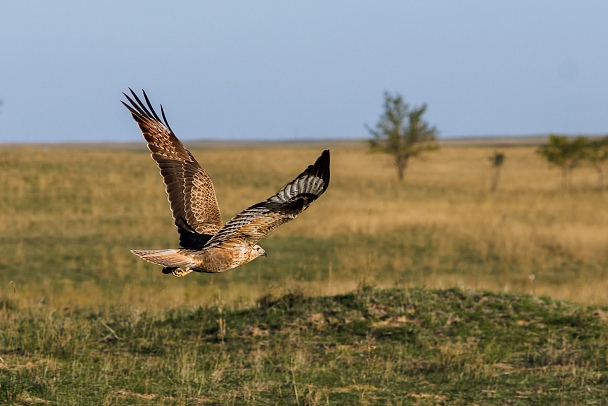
[123,89,330,277]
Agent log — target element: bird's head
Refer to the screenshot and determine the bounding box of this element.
[250,244,267,260]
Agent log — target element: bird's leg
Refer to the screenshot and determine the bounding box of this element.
[171,267,193,278]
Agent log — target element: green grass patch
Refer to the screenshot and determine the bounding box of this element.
[1,287,608,404]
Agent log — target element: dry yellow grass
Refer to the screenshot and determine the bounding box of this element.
[1,141,607,309]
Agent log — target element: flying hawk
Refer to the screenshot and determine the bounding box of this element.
[122,89,330,277]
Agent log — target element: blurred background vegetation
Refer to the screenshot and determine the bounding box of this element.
[1,139,607,311]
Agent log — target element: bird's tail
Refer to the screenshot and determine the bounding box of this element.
[130,249,195,268]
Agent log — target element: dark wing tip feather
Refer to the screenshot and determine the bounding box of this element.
[160,104,173,133]
[121,88,173,131]
[309,149,330,193]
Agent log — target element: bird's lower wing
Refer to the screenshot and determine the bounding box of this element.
[204,150,330,248]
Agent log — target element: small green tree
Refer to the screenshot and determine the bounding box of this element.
[489,151,505,192]
[537,134,587,189]
[367,92,438,181]
[583,136,608,191]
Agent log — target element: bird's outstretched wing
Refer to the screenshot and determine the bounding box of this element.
[204,150,330,249]
[122,89,223,249]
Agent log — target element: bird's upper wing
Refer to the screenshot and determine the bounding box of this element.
[204,150,330,248]
[122,89,223,248]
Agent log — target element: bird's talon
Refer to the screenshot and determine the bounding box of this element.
[172,267,193,278]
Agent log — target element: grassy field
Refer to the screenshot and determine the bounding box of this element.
[2,287,608,404]
[1,140,608,403]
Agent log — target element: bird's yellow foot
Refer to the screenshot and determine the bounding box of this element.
[171,267,193,278]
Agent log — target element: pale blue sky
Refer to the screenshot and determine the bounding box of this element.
[1,1,608,142]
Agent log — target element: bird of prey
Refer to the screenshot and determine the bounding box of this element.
[122,89,330,277]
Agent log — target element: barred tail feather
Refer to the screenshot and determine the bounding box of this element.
[130,249,195,268]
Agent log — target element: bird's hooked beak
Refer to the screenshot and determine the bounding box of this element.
[262,250,267,257]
